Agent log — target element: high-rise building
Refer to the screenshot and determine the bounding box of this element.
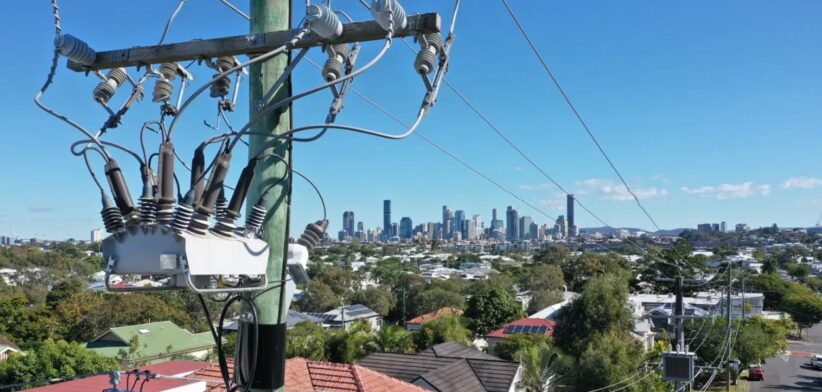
[90,229,104,243]
[711,223,720,232]
[529,222,539,240]
[519,216,533,240]
[391,223,399,240]
[506,206,519,242]
[343,211,355,236]
[400,217,413,240]
[357,221,364,232]
[454,210,465,238]
[697,223,712,233]
[383,200,392,240]
[466,219,477,240]
[427,222,436,239]
[720,221,727,233]
[735,223,750,233]
[442,206,453,240]
[491,208,504,230]
[567,194,576,237]
[555,215,567,238]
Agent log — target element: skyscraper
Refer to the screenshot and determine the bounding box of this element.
[383,200,392,240]
[343,211,355,236]
[454,210,465,238]
[567,194,576,237]
[357,221,364,232]
[506,206,519,242]
[400,217,413,240]
[442,206,453,240]
[519,216,533,240]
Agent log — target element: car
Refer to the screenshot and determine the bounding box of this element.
[812,354,822,370]
[748,365,765,381]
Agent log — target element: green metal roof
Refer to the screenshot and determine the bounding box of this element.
[85,321,215,361]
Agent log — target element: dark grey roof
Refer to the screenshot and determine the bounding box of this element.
[413,360,486,392]
[466,359,522,392]
[420,341,499,361]
[357,352,455,382]
[358,342,519,392]
[286,310,324,328]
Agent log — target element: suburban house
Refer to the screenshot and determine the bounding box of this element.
[85,321,215,365]
[358,341,522,392]
[28,357,428,392]
[305,304,382,331]
[0,336,21,362]
[485,317,556,353]
[225,310,323,331]
[405,307,463,331]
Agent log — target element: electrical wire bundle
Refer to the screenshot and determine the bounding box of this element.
[37,0,457,390]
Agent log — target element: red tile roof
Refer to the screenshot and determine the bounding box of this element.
[28,360,215,392]
[406,307,463,325]
[486,317,557,338]
[194,358,428,392]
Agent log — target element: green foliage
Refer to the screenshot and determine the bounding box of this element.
[372,258,418,287]
[325,320,377,363]
[350,287,396,317]
[532,245,571,266]
[516,341,566,392]
[553,275,634,357]
[494,334,551,361]
[286,321,328,361]
[782,284,822,327]
[563,253,631,291]
[45,278,85,310]
[410,288,465,316]
[576,330,660,392]
[522,264,565,293]
[733,317,790,366]
[527,289,564,314]
[786,263,810,279]
[414,313,471,350]
[297,281,341,313]
[308,263,361,298]
[464,283,523,336]
[746,273,789,310]
[371,325,414,353]
[0,339,118,387]
[0,295,59,349]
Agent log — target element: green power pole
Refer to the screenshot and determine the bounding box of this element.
[241,0,291,391]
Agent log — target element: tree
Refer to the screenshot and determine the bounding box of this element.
[0,339,118,387]
[553,275,634,357]
[297,281,341,313]
[371,325,414,353]
[414,313,472,350]
[564,253,631,291]
[533,245,571,266]
[782,286,822,332]
[523,264,565,293]
[325,320,376,363]
[409,288,465,317]
[734,317,790,366]
[576,330,660,392]
[372,258,418,287]
[286,321,328,361]
[516,342,566,392]
[0,295,58,349]
[349,287,395,317]
[464,284,523,336]
[527,290,564,315]
[45,278,85,310]
[494,334,551,361]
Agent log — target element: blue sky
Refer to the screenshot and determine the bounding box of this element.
[1,1,821,240]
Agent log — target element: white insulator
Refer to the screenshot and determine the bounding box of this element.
[210,74,231,98]
[158,63,179,81]
[170,203,194,232]
[306,4,343,40]
[187,213,210,236]
[322,57,344,82]
[93,68,128,104]
[371,0,407,32]
[152,78,173,102]
[414,48,436,75]
[54,34,96,65]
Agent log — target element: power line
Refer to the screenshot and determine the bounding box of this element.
[499,0,663,233]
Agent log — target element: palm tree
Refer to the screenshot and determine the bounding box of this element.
[371,325,414,353]
[517,342,561,392]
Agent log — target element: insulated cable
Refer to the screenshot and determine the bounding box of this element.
[158,0,186,45]
[35,0,110,160]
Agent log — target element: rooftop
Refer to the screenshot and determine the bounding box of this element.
[85,321,214,360]
[406,307,463,325]
[486,317,556,339]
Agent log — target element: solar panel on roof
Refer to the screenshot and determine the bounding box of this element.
[504,325,516,334]
[536,326,547,334]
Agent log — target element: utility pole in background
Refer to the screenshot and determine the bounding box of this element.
[674,274,685,392]
[242,0,291,391]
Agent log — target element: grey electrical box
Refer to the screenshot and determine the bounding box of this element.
[662,352,695,382]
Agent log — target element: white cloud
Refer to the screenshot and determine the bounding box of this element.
[649,174,671,183]
[681,182,771,199]
[539,194,566,211]
[574,178,668,201]
[782,177,822,190]
[519,183,556,191]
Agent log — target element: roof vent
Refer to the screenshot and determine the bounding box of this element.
[138,329,150,334]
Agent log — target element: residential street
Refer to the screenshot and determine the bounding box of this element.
[748,323,822,391]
